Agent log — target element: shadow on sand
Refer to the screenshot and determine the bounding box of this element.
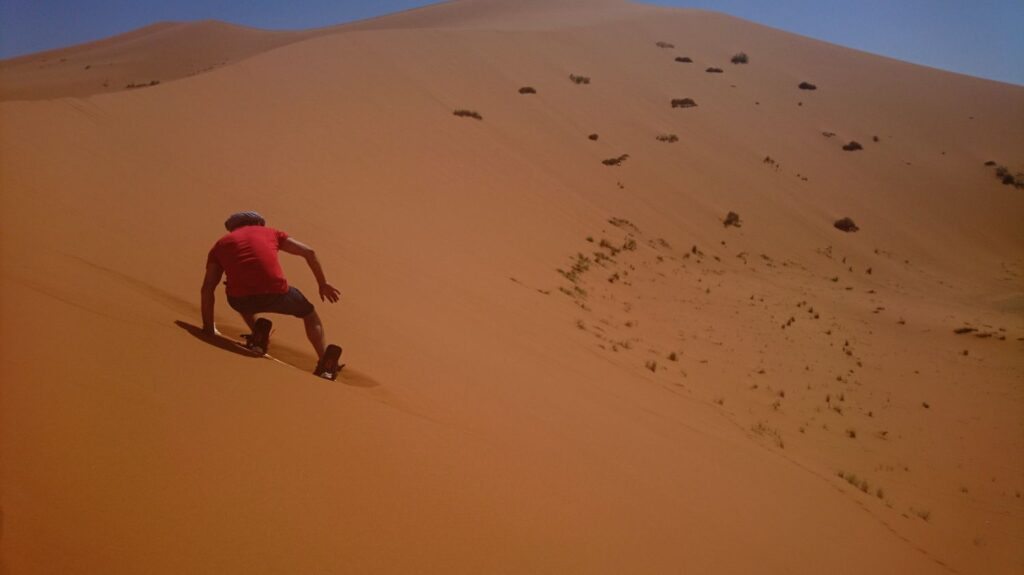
[174,320,257,358]
[174,320,380,387]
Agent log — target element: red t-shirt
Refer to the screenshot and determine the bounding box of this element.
[208,226,290,297]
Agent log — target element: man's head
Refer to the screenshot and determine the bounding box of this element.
[224,211,266,232]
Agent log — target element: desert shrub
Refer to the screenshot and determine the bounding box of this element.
[993,165,1024,188]
[706,67,724,73]
[822,131,836,138]
[608,217,639,232]
[453,109,483,120]
[557,253,592,284]
[126,80,160,89]
[798,81,817,90]
[645,360,658,372]
[569,74,591,85]
[588,133,599,141]
[872,135,880,142]
[675,56,693,63]
[671,98,697,108]
[655,41,675,49]
[602,154,629,167]
[842,141,863,151]
[731,52,749,64]
[518,86,536,94]
[834,217,859,232]
[984,160,996,166]
[656,134,679,143]
[723,211,741,227]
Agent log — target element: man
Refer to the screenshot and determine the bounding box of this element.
[201,211,340,373]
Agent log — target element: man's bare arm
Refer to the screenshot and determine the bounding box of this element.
[201,260,224,333]
[280,237,340,303]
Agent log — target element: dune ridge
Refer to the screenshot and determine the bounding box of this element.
[2,0,1022,573]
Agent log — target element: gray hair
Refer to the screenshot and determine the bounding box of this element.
[224,211,266,231]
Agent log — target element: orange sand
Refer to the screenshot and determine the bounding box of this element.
[2,1,1023,573]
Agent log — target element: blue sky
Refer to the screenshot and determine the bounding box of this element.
[2,0,1021,85]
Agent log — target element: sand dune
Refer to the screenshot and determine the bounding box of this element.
[0,20,330,101]
[2,0,1023,573]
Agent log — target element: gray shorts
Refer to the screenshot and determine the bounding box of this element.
[227,287,315,318]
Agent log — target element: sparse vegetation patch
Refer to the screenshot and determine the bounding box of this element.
[518,86,537,94]
[557,253,593,284]
[752,422,784,448]
[798,81,818,90]
[588,133,599,141]
[842,141,863,151]
[671,98,697,108]
[731,52,749,64]
[453,109,483,120]
[569,74,591,85]
[656,134,679,143]
[705,67,724,74]
[126,80,160,89]
[608,217,639,232]
[675,56,693,63]
[655,41,675,49]
[723,211,741,228]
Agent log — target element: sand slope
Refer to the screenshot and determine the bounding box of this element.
[2,0,1023,573]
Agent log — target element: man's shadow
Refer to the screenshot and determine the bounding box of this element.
[175,320,380,387]
[174,320,256,358]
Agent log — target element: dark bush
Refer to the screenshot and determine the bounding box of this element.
[569,74,591,85]
[671,98,697,108]
[125,80,160,89]
[675,56,693,63]
[588,133,599,141]
[656,134,679,143]
[994,166,1024,188]
[723,211,741,227]
[453,109,483,120]
[842,141,863,151]
[834,217,859,232]
[731,52,749,64]
[798,82,817,90]
[518,86,536,94]
[706,67,724,73]
[984,160,997,166]
[602,154,629,167]
[655,41,675,49]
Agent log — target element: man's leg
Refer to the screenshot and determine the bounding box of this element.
[239,312,257,331]
[303,311,327,359]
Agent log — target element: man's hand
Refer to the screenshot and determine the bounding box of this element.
[319,282,341,303]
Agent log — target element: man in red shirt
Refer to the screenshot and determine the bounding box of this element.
[201,212,340,365]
